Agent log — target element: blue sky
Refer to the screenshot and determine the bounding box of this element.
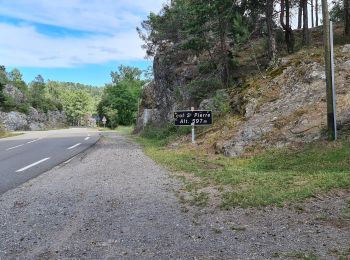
[0,0,165,86]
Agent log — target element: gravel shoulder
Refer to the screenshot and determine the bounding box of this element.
[0,132,349,259]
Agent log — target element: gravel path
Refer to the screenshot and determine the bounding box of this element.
[0,132,349,259]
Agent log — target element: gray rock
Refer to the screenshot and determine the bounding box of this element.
[3,84,27,105]
[341,44,350,53]
[0,108,67,131]
[341,60,350,70]
[0,111,28,131]
[199,90,230,113]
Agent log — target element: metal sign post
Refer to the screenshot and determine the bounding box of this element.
[330,20,337,140]
[174,108,213,144]
[102,116,107,128]
[191,107,195,143]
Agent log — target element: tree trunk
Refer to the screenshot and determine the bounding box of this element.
[316,0,319,26]
[266,0,277,64]
[311,0,314,27]
[298,0,303,29]
[280,0,294,53]
[345,0,350,35]
[302,0,310,45]
[218,11,229,85]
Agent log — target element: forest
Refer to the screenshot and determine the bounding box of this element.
[137,0,350,85]
[0,65,147,128]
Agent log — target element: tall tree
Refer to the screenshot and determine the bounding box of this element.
[266,0,277,63]
[280,0,295,53]
[0,66,7,106]
[345,0,350,35]
[302,0,310,45]
[311,0,314,27]
[298,0,303,29]
[29,75,49,111]
[315,0,319,26]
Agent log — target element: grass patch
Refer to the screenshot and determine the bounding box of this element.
[139,123,192,146]
[136,133,350,208]
[272,251,318,259]
[115,126,134,135]
[0,131,23,139]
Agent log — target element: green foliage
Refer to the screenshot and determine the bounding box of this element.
[98,66,144,126]
[211,90,231,114]
[330,0,344,22]
[0,65,8,106]
[138,0,251,86]
[188,79,224,102]
[140,123,192,146]
[61,90,93,125]
[111,65,142,84]
[0,67,102,126]
[98,82,139,126]
[105,108,119,128]
[198,62,217,74]
[29,75,50,112]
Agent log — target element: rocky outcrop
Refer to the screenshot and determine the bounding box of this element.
[135,49,200,132]
[0,108,67,131]
[216,47,350,157]
[3,84,27,105]
[137,40,350,157]
[0,112,28,131]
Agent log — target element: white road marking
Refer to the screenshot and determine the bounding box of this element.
[64,157,75,164]
[6,144,24,151]
[84,137,90,141]
[67,143,81,150]
[16,157,50,172]
[6,138,42,151]
[27,138,40,144]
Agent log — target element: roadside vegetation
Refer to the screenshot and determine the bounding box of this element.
[135,125,350,208]
[0,126,21,139]
[0,64,149,129]
[97,65,149,128]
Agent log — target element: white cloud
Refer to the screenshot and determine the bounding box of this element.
[0,23,146,67]
[0,0,166,68]
[0,0,166,33]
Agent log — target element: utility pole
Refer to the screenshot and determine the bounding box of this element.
[321,0,337,140]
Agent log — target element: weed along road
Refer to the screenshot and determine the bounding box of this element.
[0,128,99,195]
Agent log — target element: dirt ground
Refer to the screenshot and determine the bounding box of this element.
[0,132,349,259]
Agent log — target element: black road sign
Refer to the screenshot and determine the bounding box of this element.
[174,110,212,126]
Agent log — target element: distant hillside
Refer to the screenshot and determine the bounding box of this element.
[0,68,104,131]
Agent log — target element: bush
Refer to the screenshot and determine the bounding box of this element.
[188,79,223,102]
[141,123,192,145]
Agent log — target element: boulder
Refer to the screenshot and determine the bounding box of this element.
[0,111,28,131]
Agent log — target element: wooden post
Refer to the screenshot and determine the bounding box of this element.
[321,1,336,140]
[330,21,337,140]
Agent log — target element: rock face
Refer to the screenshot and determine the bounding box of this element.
[217,51,350,157]
[135,50,199,132]
[0,108,67,131]
[0,112,28,131]
[3,84,27,105]
[137,43,350,157]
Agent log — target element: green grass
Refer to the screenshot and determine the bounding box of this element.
[136,135,350,208]
[115,126,134,135]
[0,131,23,139]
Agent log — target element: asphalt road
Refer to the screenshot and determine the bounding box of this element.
[0,128,99,195]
